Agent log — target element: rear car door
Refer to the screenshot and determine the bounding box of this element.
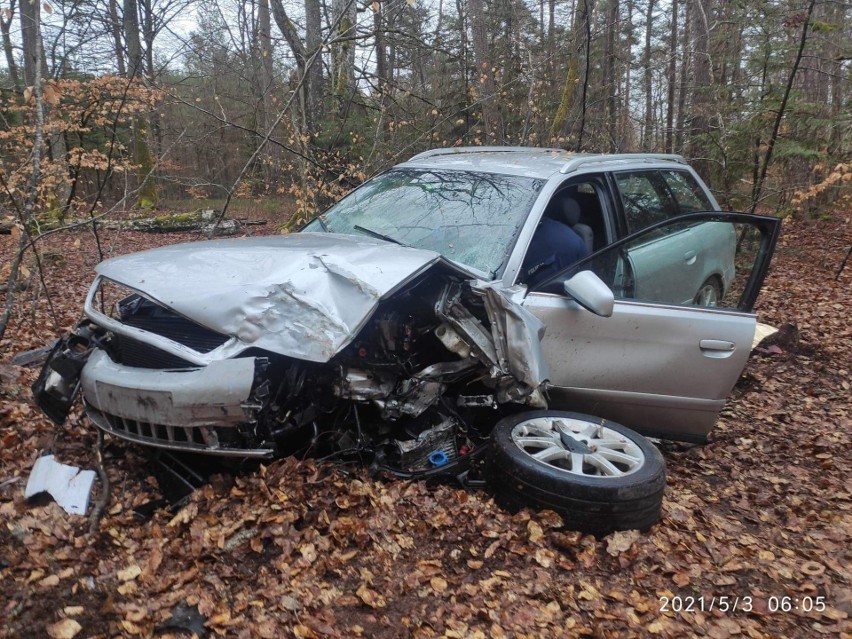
[522,212,781,442]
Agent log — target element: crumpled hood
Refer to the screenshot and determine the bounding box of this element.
[95,233,457,362]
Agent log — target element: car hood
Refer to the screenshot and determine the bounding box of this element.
[95,233,469,362]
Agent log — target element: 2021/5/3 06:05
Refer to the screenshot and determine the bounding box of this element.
[659,595,827,613]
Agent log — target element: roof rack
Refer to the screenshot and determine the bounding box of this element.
[560,153,686,174]
[407,146,568,162]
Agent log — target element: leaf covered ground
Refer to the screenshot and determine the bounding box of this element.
[1,216,850,638]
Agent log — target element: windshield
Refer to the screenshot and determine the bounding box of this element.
[303,169,545,276]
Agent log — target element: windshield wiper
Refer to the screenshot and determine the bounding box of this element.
[316,216,330,232]
[353,225,406,247]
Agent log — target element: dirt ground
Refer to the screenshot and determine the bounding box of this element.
[1,216,850,638]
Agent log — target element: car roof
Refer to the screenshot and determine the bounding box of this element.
[399,147,688,180]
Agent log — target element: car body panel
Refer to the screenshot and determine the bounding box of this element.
[628,221,736,305]
[525,294,755,440]
[90,233,473,363]
[81,349,255,427]
[524,211,780,441]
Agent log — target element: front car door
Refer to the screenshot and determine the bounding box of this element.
[522,212,781,442]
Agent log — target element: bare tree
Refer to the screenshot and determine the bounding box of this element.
[269,0,324,135]
[1,0,22,91]
[468,0,502,143]
[664,0,677,153]
[641,0,655,150]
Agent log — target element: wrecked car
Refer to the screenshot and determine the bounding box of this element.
[34,149,780,533]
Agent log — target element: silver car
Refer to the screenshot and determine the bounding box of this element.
[34,148,780,534]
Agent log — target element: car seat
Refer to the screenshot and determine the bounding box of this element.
[550,197,594,253]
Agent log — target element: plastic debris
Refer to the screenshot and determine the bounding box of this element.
[25,455,96,516]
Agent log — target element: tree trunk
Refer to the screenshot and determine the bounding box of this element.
[674,0,690,152]
[550,0,594,149]
[621,0,633,148]
[123,0,143,78]
[576,0,592,150]
[123,0,157,206]
[374,3,388,97]
[20,0,47,86]
[108,0,126,76]
[468,0,502,143]
[1,0,22,91]
[664,0,677,153]
[332,0,356,111]
[603,0,618,152]
[642,0,655,150]
[304,0,323,131]
[456,0,471,136]
[688,0,712,176]
[257,0,279,180]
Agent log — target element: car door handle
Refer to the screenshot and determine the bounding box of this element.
[684,250,697,265]
[699,339,736,358]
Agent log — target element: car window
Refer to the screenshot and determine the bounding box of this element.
[554,216,773,313]
[661,170,713,212]
[614,171,677,233]
[304,169,544,276]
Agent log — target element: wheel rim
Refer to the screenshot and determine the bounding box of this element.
[510,417,645,478]
[695,282,719,306]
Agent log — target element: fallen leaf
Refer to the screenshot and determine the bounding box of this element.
[117,565,141,582]
[606,530,640,556]
[356,584,386,608]
[527,520,544,543]
[46,619,81,639]
[431,576,448,593]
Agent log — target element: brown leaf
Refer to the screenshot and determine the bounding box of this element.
[117,565,141,582]
[672,572,690,587]
[46,619,82,639]
[356,584,386,608]
[430,577,448,593]
[606,530,640,556]
[527,520,544,544]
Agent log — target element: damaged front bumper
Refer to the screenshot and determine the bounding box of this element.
[81,350,274,457]
[34,337,275,458]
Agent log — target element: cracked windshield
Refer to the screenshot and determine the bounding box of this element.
[308,169,545,275]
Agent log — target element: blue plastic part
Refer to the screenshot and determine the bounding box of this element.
[428,450,449,467]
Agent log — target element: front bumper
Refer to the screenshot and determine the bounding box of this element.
[80,349,274,458]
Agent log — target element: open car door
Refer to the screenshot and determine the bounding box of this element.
[522,212,781,442]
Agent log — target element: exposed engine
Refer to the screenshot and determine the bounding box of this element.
[35,265,548,479]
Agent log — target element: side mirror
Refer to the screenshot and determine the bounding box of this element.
[563,270,614,317]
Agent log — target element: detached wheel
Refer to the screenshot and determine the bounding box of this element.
[485,411,665,535]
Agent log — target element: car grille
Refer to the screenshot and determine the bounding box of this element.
[109,294,230,368]
[104,410,211,446]
[119,297,229,353]
[111,334,196,369]
[85,404,274,458]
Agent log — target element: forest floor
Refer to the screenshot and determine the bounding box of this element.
[0,215,850,639]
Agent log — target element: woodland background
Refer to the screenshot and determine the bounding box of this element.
[0,0,850,239]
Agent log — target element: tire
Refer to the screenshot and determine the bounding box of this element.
[694,277,722,307]
[485,411,666,535]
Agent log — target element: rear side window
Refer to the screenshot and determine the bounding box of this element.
[614,172,677,233]
[616,169,715,234]
[661,170,713,212]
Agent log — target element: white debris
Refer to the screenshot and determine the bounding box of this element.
[752,322,779,349]
[25,455,96,516]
